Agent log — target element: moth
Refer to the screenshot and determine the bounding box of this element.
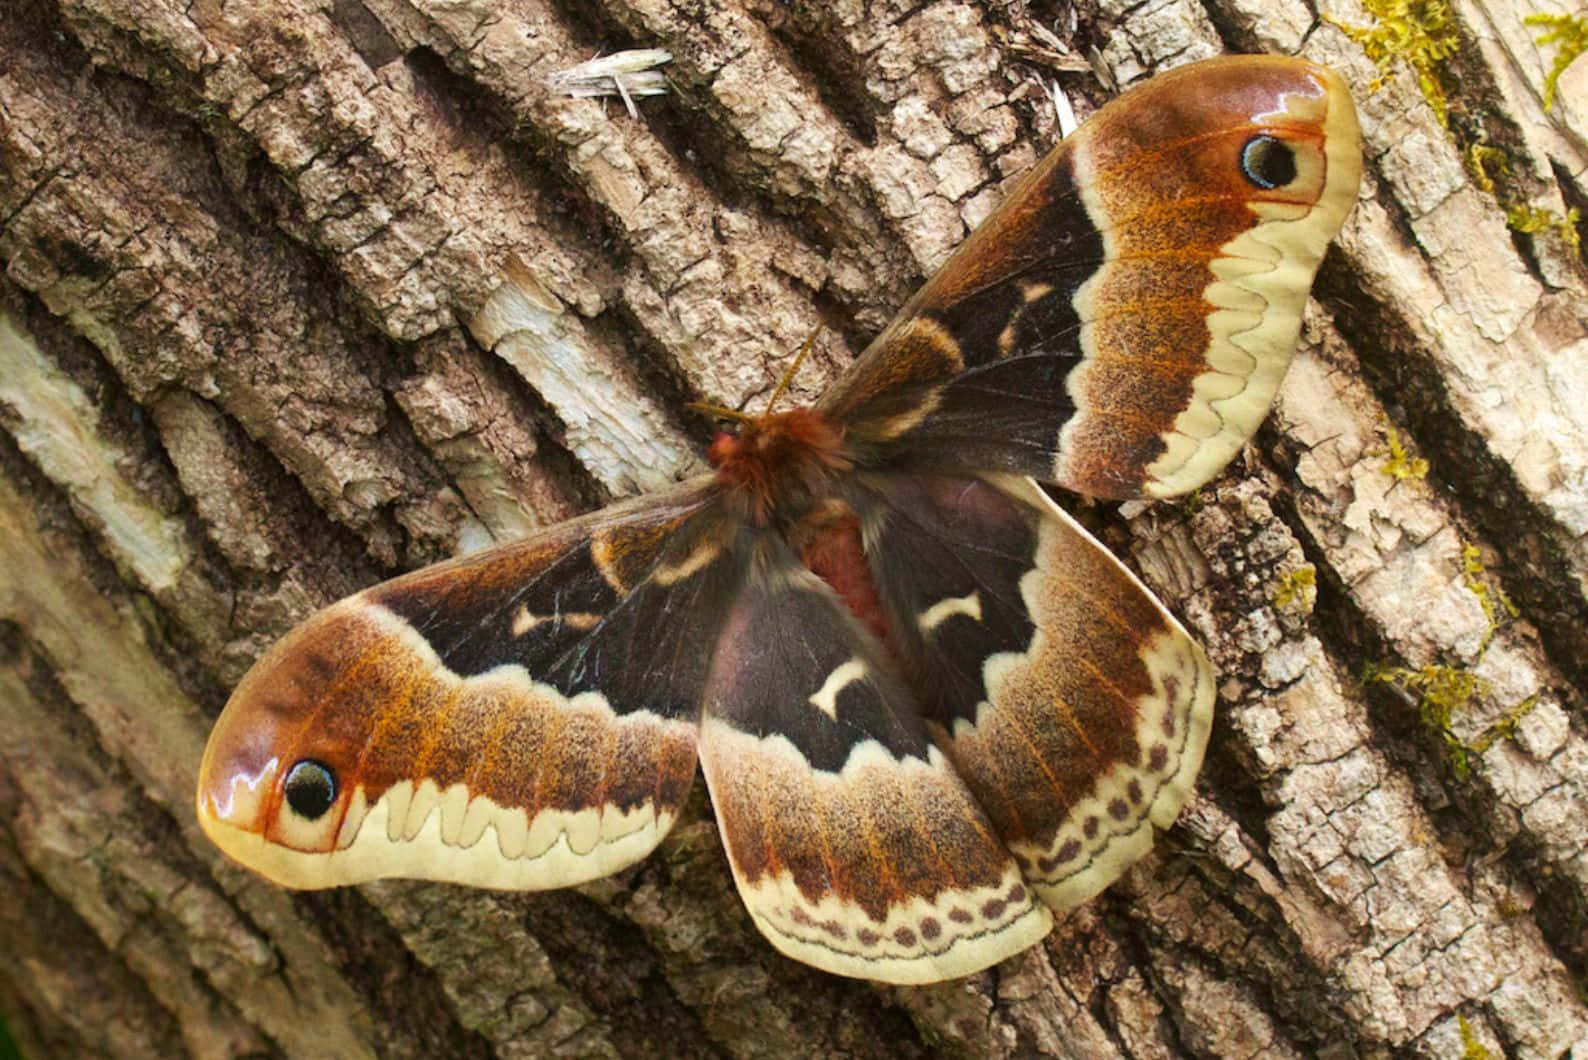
[197,55,1361,984]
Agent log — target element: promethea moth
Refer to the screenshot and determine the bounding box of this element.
[197,55,1361,983]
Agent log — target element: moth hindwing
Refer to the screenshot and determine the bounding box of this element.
[198,55,1360,984]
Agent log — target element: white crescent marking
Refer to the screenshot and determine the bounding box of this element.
[808,657,868,720]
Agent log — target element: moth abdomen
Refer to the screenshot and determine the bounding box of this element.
[789,499,892,647]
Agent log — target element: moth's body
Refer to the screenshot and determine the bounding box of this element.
[705,408,884,637]
[197,56,1362,984]
[708,407,851,527]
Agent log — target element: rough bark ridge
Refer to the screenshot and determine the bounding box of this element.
[2,0,1586,1056]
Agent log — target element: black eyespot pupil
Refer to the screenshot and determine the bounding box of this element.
[1240,135,1297,190]
[284,760,337,819]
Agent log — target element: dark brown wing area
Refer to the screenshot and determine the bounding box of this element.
[848,474,1214,909]
[824,56,1361,499]
[696,536,1051,983]
[196,479,741,891]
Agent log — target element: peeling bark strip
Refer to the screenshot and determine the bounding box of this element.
[0,0,1585,1055]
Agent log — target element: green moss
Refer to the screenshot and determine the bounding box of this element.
[1460,65,1582,251]
[1333,7,1582,254]
[1366,542,1525,776]
[1182,486,1205,515]
[1273,566,1317,613]
[1525,13,1588,112]
[1458,1013,1493,1059]
[1561,207,1582,253]
[1465,143,1508,193]
[1373,424,1430,480]
[1368,660,1484,777]
[1469,694,1541,756]
[1329,0,1462,126]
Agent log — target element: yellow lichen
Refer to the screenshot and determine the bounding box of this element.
[1525,13,1588,112]
[1372,424,1430,480]
[1461,542,1517,655]
[1495,896,1529,918]
[1458,1013,1493,1059]
[1465,143,1507,193]
[1329,0,1462,126]
[1505,202,1584,253]
[1273,566,1317,613]
[1460,79,1582,250]
[1334,8,1582,251]
[1507,203,1552,234]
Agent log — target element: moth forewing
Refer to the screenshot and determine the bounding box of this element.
[828,56,1362,501]
[197,480,730,891]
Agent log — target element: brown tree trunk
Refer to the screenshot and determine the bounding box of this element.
[2,0,1586,1056]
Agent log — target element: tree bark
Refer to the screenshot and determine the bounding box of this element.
[2,0,1586,1056]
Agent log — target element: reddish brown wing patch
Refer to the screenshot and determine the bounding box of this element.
[1059,57,1359,497]
[944,481,1212,905]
